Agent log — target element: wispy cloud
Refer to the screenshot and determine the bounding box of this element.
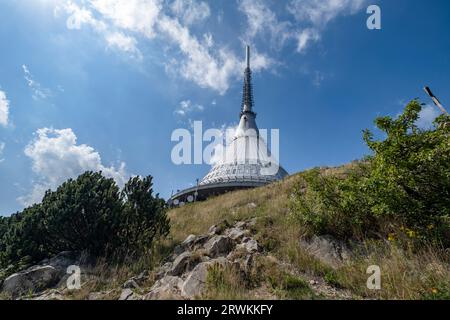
[239,0,367,53]
[55,0,272,95]
[0,142,5,163]
[0,90,9,127]
[175,100,204,116]
[22,64,53,100]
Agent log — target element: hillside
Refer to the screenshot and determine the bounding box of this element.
[1,101,449,300]
[1,164,448,300]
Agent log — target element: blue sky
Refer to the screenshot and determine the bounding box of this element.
[0,0,449,216]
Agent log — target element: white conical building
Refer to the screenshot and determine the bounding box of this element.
[170,46,288,206]
[200,46,288,186]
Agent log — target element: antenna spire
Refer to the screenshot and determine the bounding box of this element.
[246,45,250,68]
[241,45,254,115]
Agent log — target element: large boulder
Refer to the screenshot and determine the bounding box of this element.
[204,235,234,258]
[181,257,229,299]
[0,251,86,299]
[2,266,60,298]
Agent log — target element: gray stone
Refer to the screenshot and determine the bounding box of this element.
[169,252,201,276]
[88,291,114,300]
[155,262,173,280]
[204,235,234,257]
[247,202,257,209]
[30,289,65,301]
[181,258,229,299]
[119,288,135,300]
[243,254,253,272]
[248,217,257,227]
[225,228,246,241]
[181,234,197,247]
[238,239,262,253]
[207,220,230,235]
[2,265,60,298]
[123,279,139,289]
[299,235,351,267]
[144,276,184,300]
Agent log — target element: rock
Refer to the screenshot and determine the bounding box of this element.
[243,255,253,272]
[169,252,201,276]
[131,270,149,286]
[225,228,246,241]
[30,289,65,301]
[247,202,257,209]
[181,258,229,299]
[181,235,197,247]
[155,262,173,280]
[39,252,80,270]
[248,217,257,227]
[2,265,60,298]
[204,235,234,257]
[144,276,184,300]
[208,220,230,235]
[299,235,351,267]
[238,239,262,253]
[123,279,139,289]
[119,288,135,300]
[88,291,114,300]
[235,221,247,229]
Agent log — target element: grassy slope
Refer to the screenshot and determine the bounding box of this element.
[166,165,450,300]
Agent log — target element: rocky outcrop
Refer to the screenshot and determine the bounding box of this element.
[119,218,263,300]
[1,251,87,299]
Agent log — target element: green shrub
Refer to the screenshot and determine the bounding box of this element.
[291,100,450,246]
[0,172,170,278]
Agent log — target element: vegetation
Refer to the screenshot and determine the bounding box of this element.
[1,100,449,300]
[167,100,450,299]
[0,172,170,280]
[291,100,450,246]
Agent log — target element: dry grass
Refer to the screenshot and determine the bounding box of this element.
[167,167,450,300]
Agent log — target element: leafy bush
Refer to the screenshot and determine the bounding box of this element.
[0,172,170,277]
[291,100,450,246]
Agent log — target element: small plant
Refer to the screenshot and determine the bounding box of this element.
[324,271,342,289]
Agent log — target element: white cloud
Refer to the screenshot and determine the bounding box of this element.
[22,64,53,100]
[159,16,245,94]
[170,0,210,26]
[238,0,292,49]
[239,0,367,53]
[0,142,5,163]
[56,0,366,94]
[55,0,271,94]
[90,0,162,38]
[287,0,367,52]
[296,28,320,52]
[417,105,441,129]
[63,1,106,31]
[175,99,204,116]
[18,127,128,206]
[0,90,10,127]
[105,32,142,59]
